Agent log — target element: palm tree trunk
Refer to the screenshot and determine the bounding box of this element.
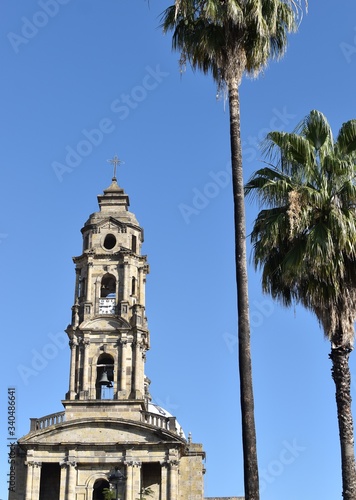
[329,344,356,500]
[228,79,259,500]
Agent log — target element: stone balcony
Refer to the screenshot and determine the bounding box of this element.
[29,408,183,437]
[30,411,66,432]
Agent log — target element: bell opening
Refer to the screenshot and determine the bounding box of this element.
[96,353,115,400]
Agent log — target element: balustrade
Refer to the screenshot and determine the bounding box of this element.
[141,411,178,434]
[30,411,65,431]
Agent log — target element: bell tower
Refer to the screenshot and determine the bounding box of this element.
[65,166,150,406]
[11,162,206,500]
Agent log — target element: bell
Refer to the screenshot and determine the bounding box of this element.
[99,370,112,387]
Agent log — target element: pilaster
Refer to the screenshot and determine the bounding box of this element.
[138,266,144,305]
[74,267,80,302]
[161,462,169,500]
[125,461,142,500]
[133,341,142,398]
[25,461,41,500]
[68,339,78,398]
[119,339,128,397]
[168,460,179,500]
[59,460,77,500]
[59,461,67,500]
[82,339,90,398]
[25,461,33,500]
[85,261,93,302]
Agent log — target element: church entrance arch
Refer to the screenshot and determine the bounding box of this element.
[92,478,110,500]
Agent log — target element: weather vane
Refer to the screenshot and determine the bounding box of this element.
[107,154,124,181]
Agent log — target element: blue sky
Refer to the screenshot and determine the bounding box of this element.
[1,1,356,499]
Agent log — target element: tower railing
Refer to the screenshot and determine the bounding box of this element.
[141,411,180,436]
[29,409,182,436]
[30,411,66,432]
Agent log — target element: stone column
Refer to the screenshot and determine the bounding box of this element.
[120,339,128,396]
[160,462,168,500]
[85,261,93,302]
[125,462,133,500]
[119,261,130,320]
[124,461,142,500]
[95,277,101,314]
[67,461,77,497]
[168,461,179,500]
[25,461,42,500]
[25,461,34,500]
[32,462,42,500]
[125,461,142,500]
[82,339,90,395]
[74,268,80,302]
[123,260,128,302]
[76,340,82,395]
[132,462,142,499]
[68,339,77,398]
[138,343,145,398]
[133,341,142,398]
[138,267,144,305]
[115,274,120,309]
[59,461,77,499]
[59,462,68,500]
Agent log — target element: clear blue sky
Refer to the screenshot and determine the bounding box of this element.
[1,1,356,499]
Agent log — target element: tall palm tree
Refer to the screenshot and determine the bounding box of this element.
[245,110,356,500]
[161,2,306,498]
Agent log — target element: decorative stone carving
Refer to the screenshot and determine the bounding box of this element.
[124,461,142,467]
[26,461,42,468]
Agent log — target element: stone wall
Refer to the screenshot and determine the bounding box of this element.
[179,443,205,500]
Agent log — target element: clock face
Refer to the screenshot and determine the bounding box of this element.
[99,298,115,314]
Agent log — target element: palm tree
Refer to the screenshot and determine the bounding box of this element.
[161,2,306,498]
[245,109,356,500]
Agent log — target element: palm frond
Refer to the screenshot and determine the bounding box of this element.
[247,109,356,346]
[161,0,307,84]
[295,109,334,156]
[336,119,356,155]
[261,130,315,178]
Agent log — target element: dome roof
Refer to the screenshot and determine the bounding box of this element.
[147,403,186,439]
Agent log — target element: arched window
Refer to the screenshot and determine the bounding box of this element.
[101,274,116,298]
[83,233,90,251]
[131,234,137,253]
[79,277,86,298]
[99,274,116,315]
[131,276,136,295]
[96,353,114,400]
[92,478,110,500]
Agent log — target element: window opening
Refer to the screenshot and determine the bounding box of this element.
[101,274,116,298]
[93,479,110,500]
[104,233,116,250]
[83,234,89,251]
[79,277,86,298]
[131,277,136,295]
[132,235,137,253]
[96,353,115,400]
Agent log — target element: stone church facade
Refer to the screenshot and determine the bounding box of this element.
[9,173,207,500]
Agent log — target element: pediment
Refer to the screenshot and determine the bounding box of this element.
[96,217,126,232]
[80,316,130,331]
[19,418,183,446]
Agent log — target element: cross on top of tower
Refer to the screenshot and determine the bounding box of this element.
[107,154,124,181]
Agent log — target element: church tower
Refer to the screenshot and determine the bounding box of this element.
[10,164,205,500]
